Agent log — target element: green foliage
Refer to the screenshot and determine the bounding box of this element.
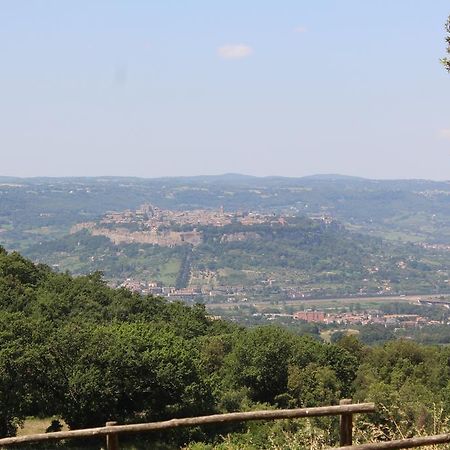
[0,249,360,444]
[0,312,50,436]
[2,248,450,449]
[442,16,450,72]
[43,322,211,429]
[288,363,340,407]
[224,327,293,403]
[353,340,450,433]
[0,249,221,438]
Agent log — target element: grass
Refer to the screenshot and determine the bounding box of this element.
[320,328,359,343]
[17,417,67,436]
[208,294,426,311]
[0,223,14,231]
[24,226,62,236]
[159,258,181,285]
[15,419,169,450]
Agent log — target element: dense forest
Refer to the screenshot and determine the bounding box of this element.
[2,248,450,449]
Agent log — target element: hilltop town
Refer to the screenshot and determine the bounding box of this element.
[71,203,292,246]
[15,191,448,305]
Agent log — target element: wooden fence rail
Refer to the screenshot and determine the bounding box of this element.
[0,400,375,449]
[334,433,450,450]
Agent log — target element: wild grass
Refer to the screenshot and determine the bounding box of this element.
[13,404,450,450]
[185,403,450,450]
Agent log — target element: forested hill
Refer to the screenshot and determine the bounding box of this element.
[3,247,450,448]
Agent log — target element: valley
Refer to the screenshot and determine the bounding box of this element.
[1,175,449,305]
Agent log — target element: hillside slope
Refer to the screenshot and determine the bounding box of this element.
[23,215,450,300]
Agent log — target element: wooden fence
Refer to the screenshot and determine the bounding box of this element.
[0,399,374,449]
[2,399,450,450]
[335,434,450,450]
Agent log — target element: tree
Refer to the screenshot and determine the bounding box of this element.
[225,326,293,403]
[288,363,340,407]
[442,16,450,72]
[0,313,50,437]
[42,322,212,429]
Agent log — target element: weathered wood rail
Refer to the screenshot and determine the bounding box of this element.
[0,400,374,449]
[335,433,450,450]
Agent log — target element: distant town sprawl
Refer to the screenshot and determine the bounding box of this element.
[70,203,297,246]
[287,300,450,328]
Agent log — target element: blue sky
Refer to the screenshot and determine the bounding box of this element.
[1,1,449,179]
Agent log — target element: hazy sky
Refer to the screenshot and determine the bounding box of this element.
[1,1,449,179]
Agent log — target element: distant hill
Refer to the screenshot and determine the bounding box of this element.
[299,174,367,181]
[1,174,450,302]
[1,174,450,248]
[23,208,450,301]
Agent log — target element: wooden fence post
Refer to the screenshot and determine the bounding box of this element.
[340,399,353,446]
[106,421,119,450]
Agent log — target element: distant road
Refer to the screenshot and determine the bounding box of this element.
[207,293,448,310]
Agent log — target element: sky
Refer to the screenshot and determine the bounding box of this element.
[0,1,449,180]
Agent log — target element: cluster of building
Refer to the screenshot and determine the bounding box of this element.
[291,309,442,327]
[102,203,284,228]
[71,204,289,247]
[420,242,450,252]
[118,278,246,302]
[118,279,165,295]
